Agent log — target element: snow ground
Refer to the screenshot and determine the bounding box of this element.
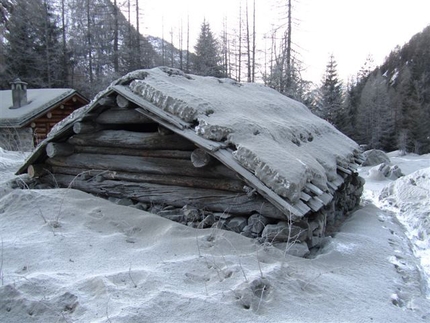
[0,148,429,322]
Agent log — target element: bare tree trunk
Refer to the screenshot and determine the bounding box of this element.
[135,0,141,66]
[170,27,174,67]
[162,17,166,65]
[113,0,119,73]
[245,0,251,82]
[61,0,68,84]
[43,0,51,87]
[252,0,256,82]
[286,0,292,90]
[86,0,93,84]
[179,19,183,70]
[238,1,242,82]
[186,15,190,72]
[222,17,229,77]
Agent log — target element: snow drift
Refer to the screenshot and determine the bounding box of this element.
[2,132,430,323]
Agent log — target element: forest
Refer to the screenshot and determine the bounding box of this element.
[1,0,429,154]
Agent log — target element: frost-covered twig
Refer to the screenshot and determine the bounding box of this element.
[0,237,4,286]
[220,236,248,282]
[128,263,137,288]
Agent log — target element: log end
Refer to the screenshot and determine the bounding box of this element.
[191,149,212,168]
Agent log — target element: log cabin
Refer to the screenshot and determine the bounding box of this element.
[17,67,364,252]
[0,78,88,150]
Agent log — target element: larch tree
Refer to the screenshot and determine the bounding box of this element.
[264,0,308,102]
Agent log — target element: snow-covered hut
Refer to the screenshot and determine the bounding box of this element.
[0,78,88,150]
[17,67,364,249]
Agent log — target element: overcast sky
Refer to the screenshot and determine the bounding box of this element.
[136,0,430,84]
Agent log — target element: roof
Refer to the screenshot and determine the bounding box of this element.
[0,88,82,127]
[17,67,363,219]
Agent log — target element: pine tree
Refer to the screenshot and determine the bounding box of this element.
[317,54,344,127]
[193,20,223,77]
[4,0,65,87]
[0,0,14,88]
[356,71,395,150]
[397,66,429,153]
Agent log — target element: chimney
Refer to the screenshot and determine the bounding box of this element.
[10,78,28,109]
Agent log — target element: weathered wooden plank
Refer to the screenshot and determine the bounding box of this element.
[327,181,338,191]
[318,192,334,205]
[292,200,311,215]
[50,166,245,192]
[337,165,352,175]
[213,149,306,219]
[332,174,344,187]
[46,153,238,179]
[307,197,324,212]
[300,191,312,202]
[95,108,154,124]
[305,183,324,196]
[45,174,288,220]
[74,145,192,159]
[68,130,196,151]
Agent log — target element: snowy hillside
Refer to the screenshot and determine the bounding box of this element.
[0,148,429,322]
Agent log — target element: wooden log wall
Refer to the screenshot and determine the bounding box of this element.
[30,94,87,146]
[34,95,289,221]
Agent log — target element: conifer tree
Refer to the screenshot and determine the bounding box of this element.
[397,66,429,153]
[5,0,65,87]
[317,54,344,127]
[193,20,223,77]
[356,71,395,149]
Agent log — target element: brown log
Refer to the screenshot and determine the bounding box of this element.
[28,164,51,178]
[46,153,238,179]
[73,121,104,134]
[46,142,74,158]
[95,108,154,124]
[50,166,245,192]
[74,145,191,159]
[68,130,196,151]
[158,125,173,136]
[98,96,116,107]
[44,174,286,220]
[116,94,130,108]
[191,148,212,168]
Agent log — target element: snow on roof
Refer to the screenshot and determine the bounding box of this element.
[127,67,360,203]
[0,88,76,127]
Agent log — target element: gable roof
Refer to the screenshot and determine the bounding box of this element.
[17,67,363,219]
[0,88,85,128]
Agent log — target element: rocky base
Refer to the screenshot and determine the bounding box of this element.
[106,173,365,256]
[10,172,364,258]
